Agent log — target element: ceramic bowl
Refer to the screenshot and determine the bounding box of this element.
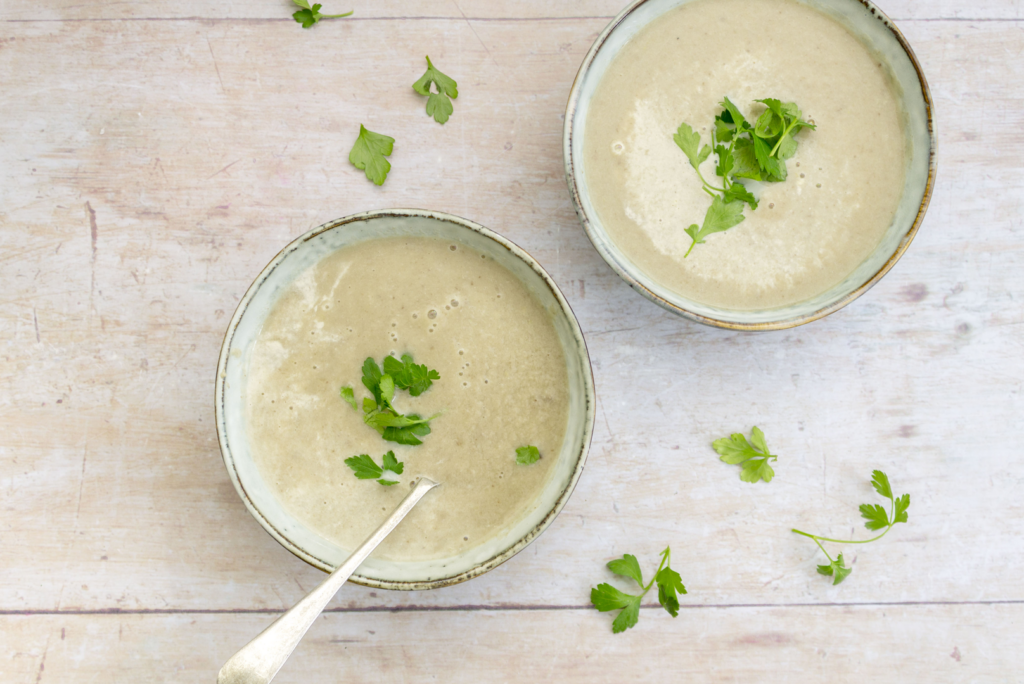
[215,209,595,589]
[563,0,936,330]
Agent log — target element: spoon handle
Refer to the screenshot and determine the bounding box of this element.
[217,477,440,684]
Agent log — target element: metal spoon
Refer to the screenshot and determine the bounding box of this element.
[217,477,441,684]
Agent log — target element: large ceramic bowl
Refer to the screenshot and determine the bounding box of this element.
[215,209,595,589]
[564,0,936,330]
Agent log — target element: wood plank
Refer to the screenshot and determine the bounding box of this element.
[0,0,1021,22]
[1,11,1022,618]
[3,605,1020,683]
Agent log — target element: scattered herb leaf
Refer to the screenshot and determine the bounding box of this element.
[291,0,352,29]
[712,426,777,483]
[792,470,910,585]
[673,98,815,255]
[343,450,404,486]
[515,445,541,465]
[590,547,687,633]
[412,56,459,124]
[349,124,395,186]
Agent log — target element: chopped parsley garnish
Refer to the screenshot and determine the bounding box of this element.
[412,56,459,125]
[712,426,778,483]
[291,0,352,28]
[515,445,541,465]
[792,470,911,585]
[674,98,815,256]
[344,451,404,486]
[341,354,441,446]
[591,547,687,633]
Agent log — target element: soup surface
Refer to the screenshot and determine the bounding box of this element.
[583,0,906,310]
[246,237,569,561]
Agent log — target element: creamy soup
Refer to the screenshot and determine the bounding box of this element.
[583,0,906,310]
[246,237,569,562]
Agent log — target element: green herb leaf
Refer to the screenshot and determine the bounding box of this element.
[383,420,433,446]
[378,374,395,405]
[383,354,441,396]
[412,56,459,124]
[683,195,746,257]
[348,354,442,445]
[859,503,891,531]
[870,470,893,500]
[723,182,758,210]
[591,546,685,633]
[731,138,762,181]
[816,553,853,585]
[607,554,644,587]
[515,445,541,465]
[655,564,687,618]
[673,122,712,172]
[349,125,394,186]
[344,451,404,486]
[344,454,383,480]
[340,386,357,411]
[712,426,777,483]
[794,470,911,586]
[893,493,911,524]
[291,0,353,28]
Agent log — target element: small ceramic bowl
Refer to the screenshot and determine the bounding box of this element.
[215,209,595,590]
[563,0,936,330]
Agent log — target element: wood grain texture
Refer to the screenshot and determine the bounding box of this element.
[2,606,1020,683]
[1,0,1022,681]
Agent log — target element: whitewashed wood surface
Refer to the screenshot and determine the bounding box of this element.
[1,1,1022,682]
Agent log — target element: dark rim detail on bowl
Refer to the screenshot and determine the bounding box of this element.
[562,0,936,331]
[215,209,596,590]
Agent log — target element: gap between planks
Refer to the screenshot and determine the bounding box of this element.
[4,598,1024,616]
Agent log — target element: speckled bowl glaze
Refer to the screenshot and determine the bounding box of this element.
[215,210,595,590]
[564,0,936,330]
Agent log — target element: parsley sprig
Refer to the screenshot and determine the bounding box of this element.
[712,426,778,483]
[412,56,459,125]
[590,547,687,633]
[674,97,815,256]
[344,451,404,486]
[341,355,441,446]
[291,0,352,28]
[792,470,911,585]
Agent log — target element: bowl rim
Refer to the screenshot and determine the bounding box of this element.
[214,208,596,590]
[562,0,937,331]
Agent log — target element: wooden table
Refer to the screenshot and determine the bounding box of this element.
[2,1,1021,681]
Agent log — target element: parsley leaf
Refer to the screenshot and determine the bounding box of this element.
[349,355,442,446]
[712,426,777,483]
[683,196,746,258]
[344,451,404,486]
[383,354,440,396]
[607,554,644,586]
[673,97,814,255]
[793,470,911,585]
[816,553,853,585]
[349,124,394,186]
[656,565,687,617]
[590,547,686,633]
[673,122,712,172]
[340,386,357,411]
[412,56,459,124]
[515,445,541,465]
[291,0,352,29]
